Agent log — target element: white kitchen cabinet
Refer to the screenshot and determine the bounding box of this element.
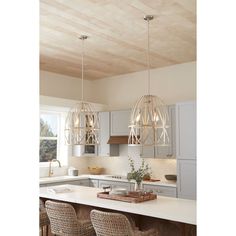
[98,111,119,156]
[176,101,196,200]
[70,179,90,186]
[177,160,196,200]
[140,105,176,158]
[142,184,177,197]
[40,182,62,187]
[40,179,90,187]
[72,145,98,157]
[110,110,131,136]
[176,102,196,160]
[98,180,131,191]
[89,179,99,188]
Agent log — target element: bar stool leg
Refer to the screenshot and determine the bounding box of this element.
[40,226,43,236]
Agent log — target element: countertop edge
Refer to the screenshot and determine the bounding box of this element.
[40,175,177,187]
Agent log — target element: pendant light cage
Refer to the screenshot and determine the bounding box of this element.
[65,102,100,145]
[128,95,170,146]
[64,35,100,146]
[128,15,170,147]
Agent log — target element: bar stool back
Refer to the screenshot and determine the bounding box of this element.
[90,209,157,236]
[40,199,50,236]
[45,200,95,236]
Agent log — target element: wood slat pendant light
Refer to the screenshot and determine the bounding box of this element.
[128,16,170,147]
[65,35,100,145]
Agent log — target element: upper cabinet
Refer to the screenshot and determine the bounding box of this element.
[98,111,110,156]
[98,109,131,156]
[110,110,131,136]
[98,111,119,157]
[140,105,176,158]
[176,101,196,160]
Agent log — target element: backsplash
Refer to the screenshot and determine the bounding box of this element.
[87,156,176,181]
[39,166,68,178]
[66,145,176,181]
[40,145,176,180]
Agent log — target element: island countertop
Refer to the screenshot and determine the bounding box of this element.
[40,184,196,225]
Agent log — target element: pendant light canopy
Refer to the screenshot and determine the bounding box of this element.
[65,35,99,146]
[128,16,170,147]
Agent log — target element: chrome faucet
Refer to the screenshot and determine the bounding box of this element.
[48,159,61,177]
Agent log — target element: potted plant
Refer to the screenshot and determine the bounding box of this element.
[127,157,152,191]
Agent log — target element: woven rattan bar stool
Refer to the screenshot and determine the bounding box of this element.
[90,209,158,236]
[40,199,50,236]
[45,200,95,236]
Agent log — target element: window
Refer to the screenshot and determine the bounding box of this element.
[40,113,59,162]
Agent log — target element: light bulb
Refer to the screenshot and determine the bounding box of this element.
[153,112,159,122]
[136,113,141,122]
[74,118,79,127]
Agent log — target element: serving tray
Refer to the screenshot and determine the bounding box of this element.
[97,191,157,203]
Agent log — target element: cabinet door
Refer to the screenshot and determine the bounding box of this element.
[42,182,65,187]
[176,102,196,159]
[177,160,196,200]
[110,110,131,136]
[41,180,90,187]
[76,180,90,187]
[142,184,177,197]
[98,180,131,191]
[89,179,99,188]
[98,112,110,156]
[155,105,176,158]
[98,112,119,157]
[72,144,98,157]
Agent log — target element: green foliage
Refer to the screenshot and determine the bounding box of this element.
[40,118,57,162]
[40,140,57,162]
[127,157,152,184]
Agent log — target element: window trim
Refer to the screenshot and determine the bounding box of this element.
[40,105,69,167]
[40,111,60,163]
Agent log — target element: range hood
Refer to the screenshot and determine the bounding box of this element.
[107,136,128,144]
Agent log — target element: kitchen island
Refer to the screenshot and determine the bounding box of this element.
[40,184,196,235]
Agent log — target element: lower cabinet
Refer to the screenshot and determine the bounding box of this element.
[40,179,90,187]
[68,180,90,186]
[89,179,99,188]
[40,179,177,198]
[98,180,131,191]
[177,159,196,200]
[40,182,62,187]
[142,184,177,197]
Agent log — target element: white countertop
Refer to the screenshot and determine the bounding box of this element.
[39,184,195,225]
[40,174,177,187]
[40,175,89,184]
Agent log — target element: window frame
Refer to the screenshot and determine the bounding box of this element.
[40,111,60,163]
[40,105,69,167]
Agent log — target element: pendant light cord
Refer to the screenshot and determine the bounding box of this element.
[147,19,150,95]
[81,38,84,101]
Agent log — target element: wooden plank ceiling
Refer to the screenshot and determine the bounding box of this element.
[40,0,196,80]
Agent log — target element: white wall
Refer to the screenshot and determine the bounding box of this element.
[92,61,196,109]
[40,70,97,102]
[40,62,196,108]
[40,95,107,111]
